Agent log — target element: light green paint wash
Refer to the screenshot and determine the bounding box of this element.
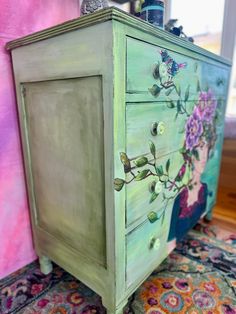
[8,7,231,314]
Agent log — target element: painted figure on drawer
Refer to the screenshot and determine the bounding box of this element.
[114,49,222,241]
[168,89,218,241]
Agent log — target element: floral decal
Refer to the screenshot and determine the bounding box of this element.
[185,107,203,151]
[183,89,218,156]
[114,49,223,224]
[150,50,187,93]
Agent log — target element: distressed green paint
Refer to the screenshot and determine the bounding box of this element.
[8,7,231,314]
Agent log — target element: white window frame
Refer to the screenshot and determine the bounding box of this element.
[221,0,236,60]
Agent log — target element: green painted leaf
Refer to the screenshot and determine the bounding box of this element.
[192,149,200,161]
[153,64,160,79]
[166,159,170,173]
[189,184,193,190]
[161,211,165,225]
[184,85,190,102]
[134,156,148,167]
[197,78,201,92]
[176,83,181,96]
[156,165,164,176]
[114,178,125,191]
[167,100,175,109]
[149,140,156,159]
[149,192,159,203]
[135,169,149,181]
[175,175,181,182]
[179,147,187,154]
[177,100,182,113]
[147,211,158,222]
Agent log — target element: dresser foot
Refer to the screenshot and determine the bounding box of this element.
[104,299,128,314]
[204,210,213,222]
[39,255,53,275]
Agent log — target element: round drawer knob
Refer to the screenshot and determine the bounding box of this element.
[155,181,162,194]
[150,237,161,251]
[148,181,162,194]
[151,121,165,136]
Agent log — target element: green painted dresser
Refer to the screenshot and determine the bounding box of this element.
[7,7,231,314]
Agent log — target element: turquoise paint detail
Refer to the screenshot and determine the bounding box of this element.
[141,5,164,11]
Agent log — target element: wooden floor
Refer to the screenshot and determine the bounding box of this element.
[212,186,236,233]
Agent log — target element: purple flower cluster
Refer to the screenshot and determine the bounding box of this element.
[185,107,203,151]
[196,90,217,123]
[185,90,217,151]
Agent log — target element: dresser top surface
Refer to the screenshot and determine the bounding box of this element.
[6,7,231,66]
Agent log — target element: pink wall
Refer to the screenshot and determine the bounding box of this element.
[0,0,80,279]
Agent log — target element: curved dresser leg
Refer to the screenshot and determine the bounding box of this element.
[39,255,53,275]
[204,210,213,222]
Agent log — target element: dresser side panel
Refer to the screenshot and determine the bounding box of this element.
[23,76,106,266]
[11,21,115,297]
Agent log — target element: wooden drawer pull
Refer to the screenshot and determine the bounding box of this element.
[149,237,161,250]
[151,121,165,136]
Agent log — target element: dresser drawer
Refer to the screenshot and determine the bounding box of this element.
[126,151,184,227]
[201,62,230,99]
[126,216,169,287]
[126,37,201,102]
[126,102,189,158]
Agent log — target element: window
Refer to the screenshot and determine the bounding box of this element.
[227,47,236,116]
[170,0,225,55]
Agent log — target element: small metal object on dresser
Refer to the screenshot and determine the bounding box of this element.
[80,0,108,15]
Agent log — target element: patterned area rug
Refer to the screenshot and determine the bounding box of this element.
[1,222,236,314]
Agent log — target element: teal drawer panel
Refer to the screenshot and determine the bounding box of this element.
[201,62,230,99]
[126,151,184,228]
[126,37,201,102]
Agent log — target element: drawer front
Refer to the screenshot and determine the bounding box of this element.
[126,210,171,287]
[201,62,230,100]
[126,151,184,227]
[126,102,190,158]
[126,37,201,102]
